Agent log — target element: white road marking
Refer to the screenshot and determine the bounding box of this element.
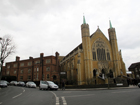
[12,87,25,99]
[12,93,22,99]
[56,97,59,105]
[64,94,95,97]
[50,91,60,105]
[61,97,67,105]
[22,88,25,92]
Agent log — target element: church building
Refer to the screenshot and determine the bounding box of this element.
[60,16,127,85]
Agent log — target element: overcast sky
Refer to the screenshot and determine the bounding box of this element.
[0,0,140,71]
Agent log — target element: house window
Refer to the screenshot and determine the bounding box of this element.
[35,60,40,64]
[37,68,39,72]
[20,63,24,67]
[28,76,31,80]
[21,70,23,73]
[20,76,23,80]
[7,71,9,75]
[46,67,50,71]
[47,74,49,79]
[46,59,51,63]
[7,65,10,69]
[14,70,16,74]
[28,62,32,66]
[28,69,31,73]
[14,64,17,67]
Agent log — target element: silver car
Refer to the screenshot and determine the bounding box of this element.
[10,81,18,86]
[0,81,7,87]
[26,82,36,88]
[138,83,140,88]
[39,81,48,90]
[46,81,59,90]
[17,81,25,86]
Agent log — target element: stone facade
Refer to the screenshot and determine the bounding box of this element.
[60,18,127,85]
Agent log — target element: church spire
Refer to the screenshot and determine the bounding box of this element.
[109,20,113,29]
[83,15,86,24]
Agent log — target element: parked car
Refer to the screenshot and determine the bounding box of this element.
[0,80,9,86]
[10,81,18,86]
[26,82,36,88]
[39,81,48,90]
[0,81,7,88]
[17,81,25,86]
[46,81,59,90]
[138,83,140,88]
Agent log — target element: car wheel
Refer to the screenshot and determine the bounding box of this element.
[48,87,51,90]
[138,85,140,88]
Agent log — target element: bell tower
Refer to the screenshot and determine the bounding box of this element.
[108,20,121,77]
[81,16,93,84]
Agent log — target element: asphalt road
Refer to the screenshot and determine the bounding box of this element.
[0,86,55,105]
[0,86,140,105]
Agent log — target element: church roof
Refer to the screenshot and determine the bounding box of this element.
[90,27,105,38]
[61,27,108,61]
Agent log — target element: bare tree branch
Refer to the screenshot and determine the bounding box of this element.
[0,35,16,80]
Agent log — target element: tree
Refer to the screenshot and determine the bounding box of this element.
[0,35,16,80]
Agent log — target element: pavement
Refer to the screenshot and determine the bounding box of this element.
[58,85,139,91]
[0,85,139,91]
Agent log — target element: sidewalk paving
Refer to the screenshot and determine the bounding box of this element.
[1,85,139,91]
[58,85,139,91]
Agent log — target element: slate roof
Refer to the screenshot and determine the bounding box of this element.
[128,62,140,69]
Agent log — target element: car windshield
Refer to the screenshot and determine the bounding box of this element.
[0,80,7,83]
[11,81,17,83]
[29,82,35,84]
[47,81,55,84]
[41,81,47,84]
[0,81,3,83]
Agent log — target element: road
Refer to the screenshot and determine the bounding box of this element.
[0,86,55,105]
[0,86,140,105]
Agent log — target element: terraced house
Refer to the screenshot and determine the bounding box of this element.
[60,16,127,85]
[2,52,62,84]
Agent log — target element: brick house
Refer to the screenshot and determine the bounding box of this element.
[128,62,140,79]
[2,52,62,85]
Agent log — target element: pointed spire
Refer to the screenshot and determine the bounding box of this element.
[83,15,86,24]
[109,20,113,29]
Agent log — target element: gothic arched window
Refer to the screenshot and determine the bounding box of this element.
[92,38,111,61]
